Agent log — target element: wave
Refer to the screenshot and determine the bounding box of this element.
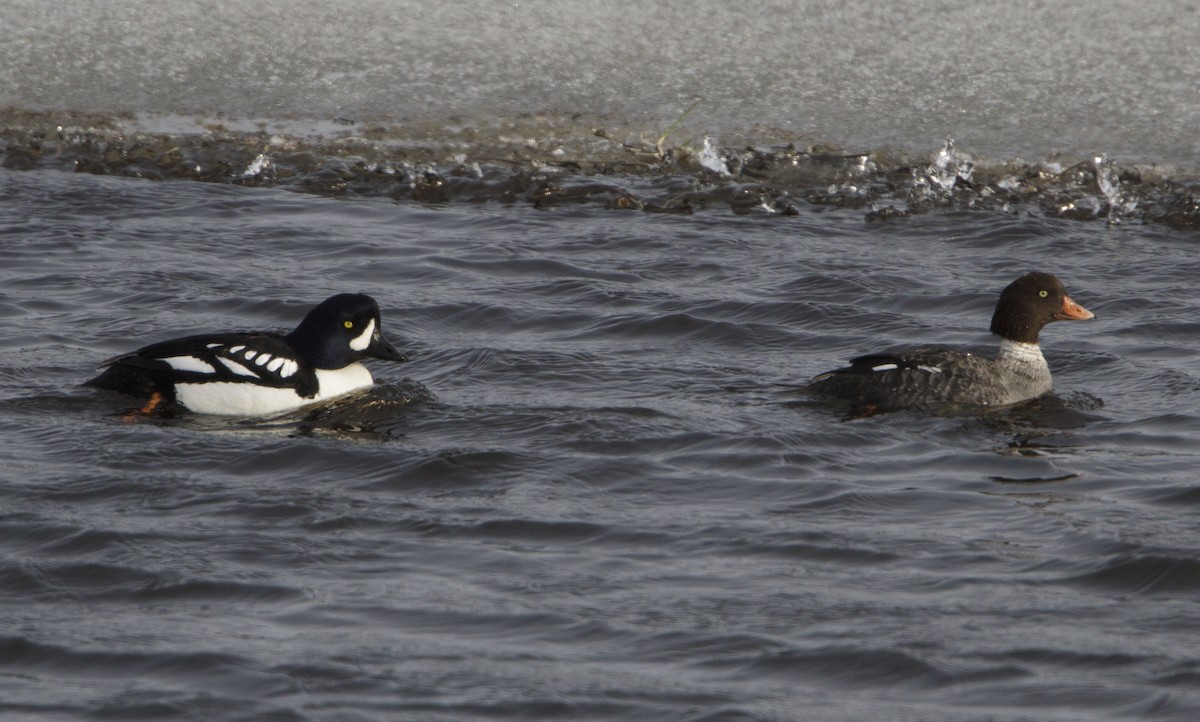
[3,109,1197,230]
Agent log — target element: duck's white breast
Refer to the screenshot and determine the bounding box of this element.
[312,363,374,400]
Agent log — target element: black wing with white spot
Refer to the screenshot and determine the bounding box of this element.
[103,332,320,397]
[839,351,954,377]
[809,348,999,409]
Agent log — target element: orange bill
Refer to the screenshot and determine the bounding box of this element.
[1055,294,1095,321]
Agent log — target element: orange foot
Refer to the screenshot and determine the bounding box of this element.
[140,391,164,415]
[121,392,164,422]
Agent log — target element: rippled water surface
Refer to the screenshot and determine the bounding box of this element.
[2,167,1199,720]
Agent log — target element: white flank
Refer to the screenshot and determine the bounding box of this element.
[177,382,303,416]
[349,318,376,351]
[174,362,374,416]
[217,356,260,378]
[162,355,217,374]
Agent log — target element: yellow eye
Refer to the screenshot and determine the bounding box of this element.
[343,320,354,329]
[1038,290,1049,298]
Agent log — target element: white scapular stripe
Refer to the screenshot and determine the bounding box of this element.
[217,356,260,378]
[162,356,217,374]
[871,363,899,372]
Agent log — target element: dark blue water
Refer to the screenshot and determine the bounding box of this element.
[2,167,1199,720]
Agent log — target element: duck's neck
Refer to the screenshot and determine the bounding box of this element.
[996,338,1048,371]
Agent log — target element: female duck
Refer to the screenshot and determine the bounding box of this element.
[808,272,1094,412]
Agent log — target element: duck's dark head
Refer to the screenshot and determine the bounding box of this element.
[287,293,408,369]
[989,272,1094,343]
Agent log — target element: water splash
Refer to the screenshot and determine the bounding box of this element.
[696,136,731,177]
[235,153,274,183]
[1094,155,1138,224]
[937,139,973,188]
[912,138,974,200]
[1057,194,1103,221]
[1059,156,1140,224]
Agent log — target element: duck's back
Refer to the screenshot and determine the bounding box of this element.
[808,348,1043,411]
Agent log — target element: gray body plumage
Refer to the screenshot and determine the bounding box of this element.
[807,272,1093,414]
[809,339,1052,411]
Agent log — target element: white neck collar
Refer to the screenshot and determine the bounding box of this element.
[996,337,1046,365]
